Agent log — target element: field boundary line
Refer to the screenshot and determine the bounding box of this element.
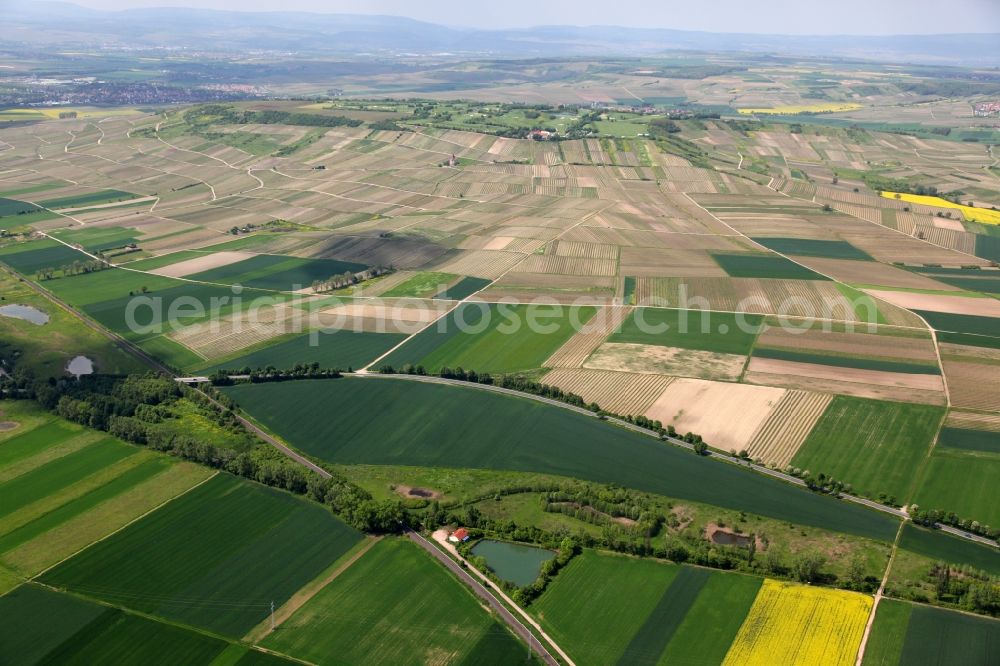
[243,535,381,644]
[855,519,906,665]
[28,580,315,666]
[29,470,219,580]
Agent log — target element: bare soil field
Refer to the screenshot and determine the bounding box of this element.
[755,326,939,362]
[512,254,619,278]
[645,378,787,452]
[745,357,946,404]
[788,257,960,292]
[745,390,833,467]
[542,368,675,416]
[864,290,1000,318]
[543,305,631,367]
[434,250,525,279]
[619,247,727,278]
[584,342,747,381]
[940,357,1000,413]
[946,410,1000,431]
[319,301,444,330]
[148,250,255,278]
[168,302,297,359]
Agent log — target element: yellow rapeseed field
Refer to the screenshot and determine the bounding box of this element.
[881,191,1000,225]
[737,103,863,115]
[721,579,872,666]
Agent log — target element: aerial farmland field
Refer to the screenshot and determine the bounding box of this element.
[2,15,1000,663]
[223,377,899,540]
[0,404,213,582]
[721,580,871,666]
[262,538,527,664]
[40,473,363,637]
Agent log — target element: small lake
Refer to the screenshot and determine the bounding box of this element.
[66,356,94,377]
[0,304,49,325]
[470,539,554,587]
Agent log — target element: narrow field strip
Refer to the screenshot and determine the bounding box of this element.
[0,456,169,554]
[0,428,102,484]
[745,391,833,467]
[0,440,138,520]
[4,462,214,576]
[542,368,674,416]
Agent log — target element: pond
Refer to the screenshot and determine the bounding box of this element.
[470,539,554,587]
[66,356,94,377]
[708,527,752,547]
[0,304,49,325]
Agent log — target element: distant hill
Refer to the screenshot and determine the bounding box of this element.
[3,1,999,66]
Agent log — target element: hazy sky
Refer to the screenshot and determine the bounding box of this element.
[49,0,1000,34]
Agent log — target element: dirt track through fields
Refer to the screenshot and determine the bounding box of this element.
[244,536,382,643]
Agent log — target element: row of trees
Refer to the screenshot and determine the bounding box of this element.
[210,364,343,385]
[35,258,108,281]
[311,265,392,293]
[911,505,998,541]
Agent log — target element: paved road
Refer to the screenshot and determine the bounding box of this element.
[407,530,559,666]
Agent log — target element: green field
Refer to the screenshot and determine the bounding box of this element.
[531,550,681,664]
[656,570,763,666]
[381,271,458,297]
[224,378,900,540]
[0,208,58,230]
[118,250,204,270]
[38,189,138,209]
[751,237,872,261]
[203,330,407,373]
[864,599,1000,666]
[381,302,597,373]
[711,253,829,280]
[609,308,763,355]
[913,450,1000,528]
[531,550,761,665]
[937,427,1000,453]
[915,310,1000,339]
[0,584,289,666]
[751,347,940,375]
[40,473,363,637]
[50,226,139,252]
[936,331,1000,350]
[0,239,90,275]
[263,538,527,664]
[188,253,367,291]
[861,599,911,666]
[0,196,43,217]
[791,397,945,501]
[897,524,1000,577]
[0,406,214,579]
[41,267,278,341]
[0,438,139,521]
[432,276,492,300]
